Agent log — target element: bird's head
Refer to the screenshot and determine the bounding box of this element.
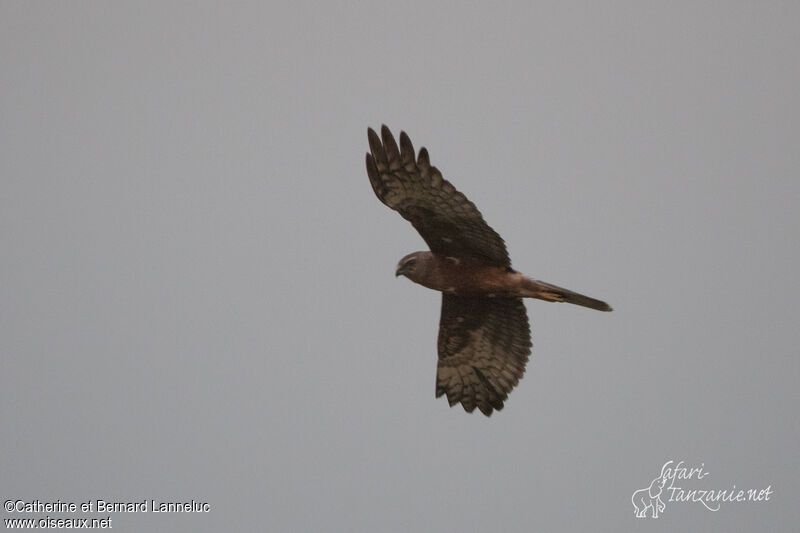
[395,251,429,280]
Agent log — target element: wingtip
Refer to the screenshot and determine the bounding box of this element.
[367,126,380,144]
[417,146,430,167]
[367,127,385,162]
[586,301,613,312]
[365,152,378,181]
[381,125,399,161]
[398,130,414,162]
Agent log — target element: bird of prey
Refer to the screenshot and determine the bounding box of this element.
[366,125,612,416]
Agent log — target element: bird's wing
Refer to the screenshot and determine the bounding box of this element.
[366,125,510,268]
[436,294,532,416]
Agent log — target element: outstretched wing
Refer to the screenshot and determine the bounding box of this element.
[436,294,532,416]
[366,125,510,268]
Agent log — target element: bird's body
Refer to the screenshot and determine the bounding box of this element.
[397,251,516,295]
[397,251,612,311]
[366,125,611,416]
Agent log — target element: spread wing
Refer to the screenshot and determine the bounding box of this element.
[366,125,510,268]
[436,294,532,416]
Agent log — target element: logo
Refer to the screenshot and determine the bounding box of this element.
[631,460,773,518]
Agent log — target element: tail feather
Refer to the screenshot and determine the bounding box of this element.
[521,278,612,312]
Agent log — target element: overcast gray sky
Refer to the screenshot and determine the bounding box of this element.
[2,1,798,531]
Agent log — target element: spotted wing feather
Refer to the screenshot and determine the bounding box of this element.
[436,295,532,416]
[366,125,510,268]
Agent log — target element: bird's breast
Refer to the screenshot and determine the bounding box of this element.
[418,256,520,296]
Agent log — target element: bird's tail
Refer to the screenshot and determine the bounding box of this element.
[520,278,612,312]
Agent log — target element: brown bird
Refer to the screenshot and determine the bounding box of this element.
[366,125,612,416]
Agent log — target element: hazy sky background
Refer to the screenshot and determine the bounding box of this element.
[2,2,798,531]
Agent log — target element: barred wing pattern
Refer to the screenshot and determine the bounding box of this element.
[365,126,510,268]
[437,295,532,416]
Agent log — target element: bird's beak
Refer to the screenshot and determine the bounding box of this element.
[395,264,404,277]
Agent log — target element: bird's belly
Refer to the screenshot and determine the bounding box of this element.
[433,263,522,296]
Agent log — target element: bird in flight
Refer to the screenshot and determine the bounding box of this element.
[366,125,612,416]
